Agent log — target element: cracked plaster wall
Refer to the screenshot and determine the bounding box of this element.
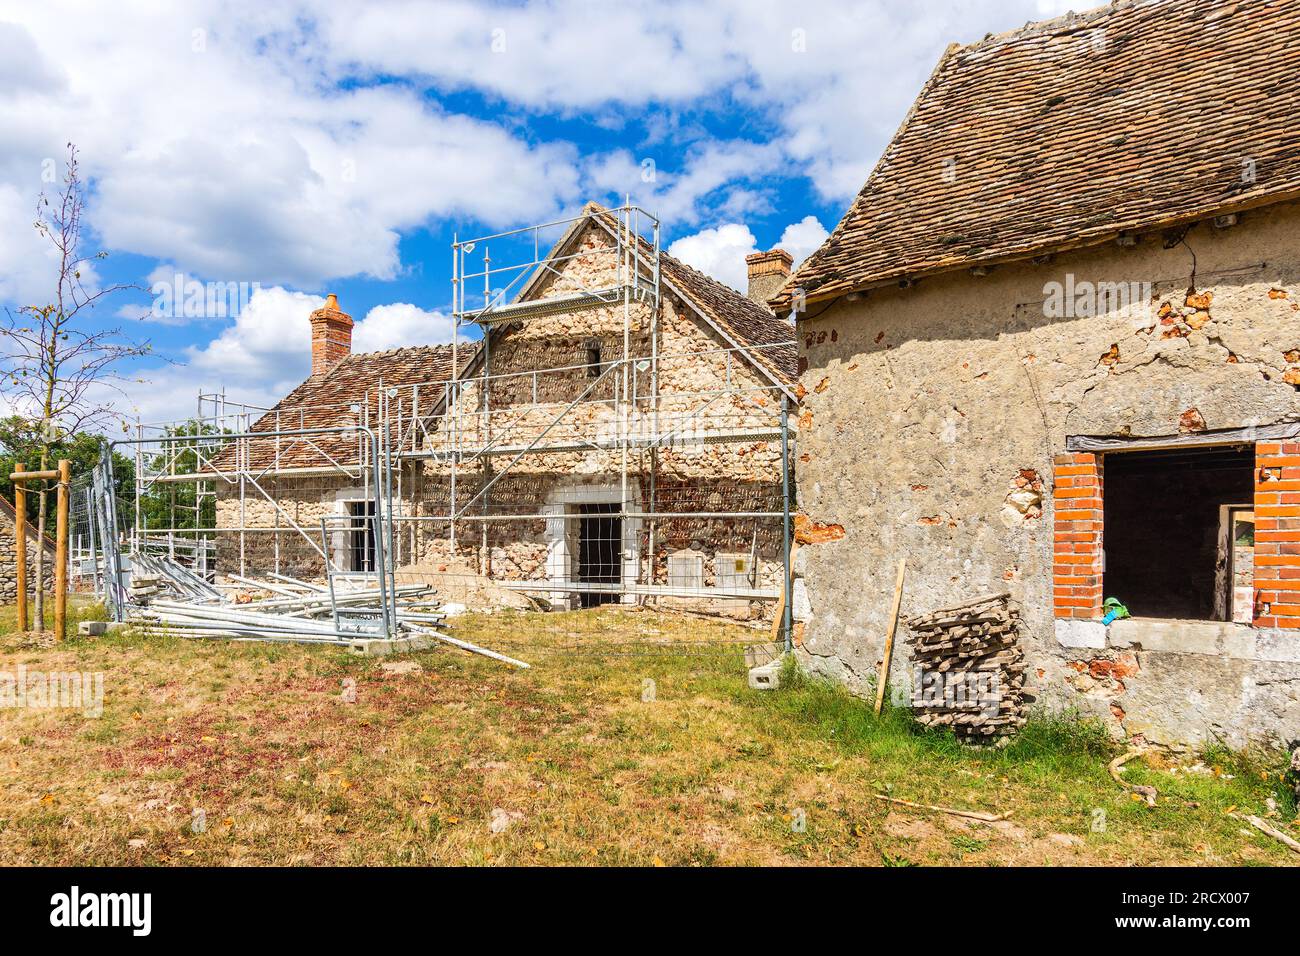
[792,200,1300,748]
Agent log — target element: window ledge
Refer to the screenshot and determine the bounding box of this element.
[1107,618,1253,658]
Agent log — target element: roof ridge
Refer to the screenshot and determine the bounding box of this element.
[340,342,463,361]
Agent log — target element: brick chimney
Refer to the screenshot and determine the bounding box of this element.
[309,293,353,377]
[745,248,793,307]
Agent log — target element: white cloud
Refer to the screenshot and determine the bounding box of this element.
[668,223,760,292]
[586,140,782,229]
[185,286,319,384]
[776,215,830,266]
[0,5,585,291]
[353,302,455,353]
[0,183,62,306]
[668,215,828,291]
[314,0,1057,202]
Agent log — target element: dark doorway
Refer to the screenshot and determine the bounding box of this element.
[349,500,376,573]
[577,502,621,608]
[1103,445,1254,620]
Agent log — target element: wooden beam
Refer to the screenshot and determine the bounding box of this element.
[14,463,26,632]
[9,469,59,482]
[54,459,70,642]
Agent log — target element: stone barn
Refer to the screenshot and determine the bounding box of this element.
[210,204,797,620]
[776,0,1300,746]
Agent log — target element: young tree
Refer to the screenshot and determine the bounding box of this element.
[0,143,150,629]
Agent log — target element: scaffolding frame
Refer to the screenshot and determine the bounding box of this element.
[107,204,797,648]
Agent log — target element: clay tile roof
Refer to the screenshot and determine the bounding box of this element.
[658,251,798,385]
[215,344,469,471]
[779,0,1300,307]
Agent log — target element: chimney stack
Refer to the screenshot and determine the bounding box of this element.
[745,248,793,308]
[309,293,353,377]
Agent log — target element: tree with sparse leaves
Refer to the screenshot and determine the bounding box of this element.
[0,143,150,629]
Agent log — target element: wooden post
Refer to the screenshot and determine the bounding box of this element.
[874,558,907,716]
[14,462,26,632]
[54,459,70,641]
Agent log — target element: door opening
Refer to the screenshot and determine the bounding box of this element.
[577,502,621,608]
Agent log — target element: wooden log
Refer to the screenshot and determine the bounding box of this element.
[14,463,26,632]
[54,460,69,642]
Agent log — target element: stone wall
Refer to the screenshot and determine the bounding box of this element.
[793,198,1300,748]
[213,221,792,618]
[0,506,55,607]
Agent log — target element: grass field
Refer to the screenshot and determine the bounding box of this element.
[0,599,1296,866]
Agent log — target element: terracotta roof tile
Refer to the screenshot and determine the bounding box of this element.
[217,344,467,471]
[780,0,1300,306]
[658,252,798,384]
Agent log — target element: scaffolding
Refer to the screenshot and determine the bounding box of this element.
[81,204,797,650]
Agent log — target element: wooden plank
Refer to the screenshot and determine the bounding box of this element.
[874,558,907,716]
[54,460,70,642]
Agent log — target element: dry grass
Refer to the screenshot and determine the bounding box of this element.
[0,601,1295,866]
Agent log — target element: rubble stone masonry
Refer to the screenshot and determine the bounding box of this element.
[216,221,792,617]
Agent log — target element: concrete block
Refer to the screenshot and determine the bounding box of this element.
[1253,629,1300,664]
[348,635,433,656]
[1221,625,1258,660]
[791,577,812,623]
[744,641,784,668]
[1054,618,1107,649]
[78,621,109,637]
[747,659,783,691]
[1108,618,1242,656]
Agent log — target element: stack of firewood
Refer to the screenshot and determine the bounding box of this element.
[905,592,1027,743]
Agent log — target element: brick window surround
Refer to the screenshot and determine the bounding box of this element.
[1052,453,1104,619]
[1052,442,1300,629]
[1253,441,1300,629]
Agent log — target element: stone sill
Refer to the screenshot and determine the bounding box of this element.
[1055,616,1300,664]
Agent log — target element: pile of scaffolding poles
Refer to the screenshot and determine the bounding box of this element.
[127,578,530,667]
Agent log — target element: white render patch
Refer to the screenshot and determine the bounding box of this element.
[1054,618,1107,649]
[667,550,704,589]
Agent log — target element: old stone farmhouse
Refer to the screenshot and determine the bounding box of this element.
[212,204,797,618]
[778,0,1300,746]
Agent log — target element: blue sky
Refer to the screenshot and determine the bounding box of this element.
[0,0,1073,425]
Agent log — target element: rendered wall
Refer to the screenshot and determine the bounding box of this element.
[792,200,1300,747]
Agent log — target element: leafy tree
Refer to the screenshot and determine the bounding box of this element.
[0,416,134,518]
[137,420,220,534]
